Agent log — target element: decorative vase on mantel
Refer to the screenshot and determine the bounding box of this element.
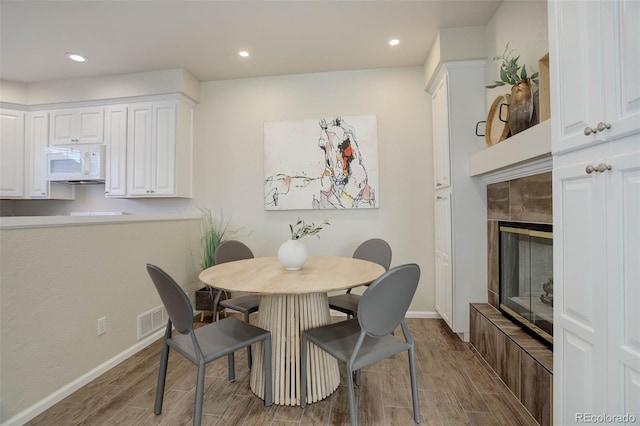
[508,79,535,136]
[278,239,308,271]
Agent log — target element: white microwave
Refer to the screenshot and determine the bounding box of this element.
[46,144,106,183]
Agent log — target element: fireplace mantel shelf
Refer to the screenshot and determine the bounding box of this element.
[469,120,551,182]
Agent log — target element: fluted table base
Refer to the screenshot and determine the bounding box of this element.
[250,293,340,406]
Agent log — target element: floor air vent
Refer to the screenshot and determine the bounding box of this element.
[137,305,167,340]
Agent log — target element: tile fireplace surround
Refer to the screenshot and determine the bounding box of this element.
[470,171,553,426]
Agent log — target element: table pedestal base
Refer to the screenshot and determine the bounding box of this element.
[250,293,340,406]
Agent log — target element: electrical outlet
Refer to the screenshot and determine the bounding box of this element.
[97,317,107,335]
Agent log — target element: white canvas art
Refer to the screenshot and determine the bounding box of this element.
[264,115,379,210]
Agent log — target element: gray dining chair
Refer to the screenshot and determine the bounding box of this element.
[328,238,392,319]
[146,264,272,426]
[214,240,261,367]
[301,263,421,426]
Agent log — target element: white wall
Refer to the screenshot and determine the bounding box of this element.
[0,218,201,423]
[484,0,549,109]
[191,67,435,313]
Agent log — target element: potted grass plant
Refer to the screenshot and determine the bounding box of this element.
[195,208,237,318]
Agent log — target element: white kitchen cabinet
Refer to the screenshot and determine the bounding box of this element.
[126,99,193,198]
[549,0,640,155]
[25,111,74,200]
[428,61,487,341]
[550,0,640,422]
[0,109,25,198]
[26,111,49,197]
[104,105,128,197]
[49,106,104,145]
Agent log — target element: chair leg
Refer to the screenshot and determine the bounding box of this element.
[244,311,253,368]
[263,336,273,406]
[300,335,308,407]
[227,353,236,382]
[193,361,206,426]
[347,366,358,426]
[408,346,420,424]
[154,341,170,415]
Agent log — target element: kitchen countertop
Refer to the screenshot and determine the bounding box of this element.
[0,213,200,229]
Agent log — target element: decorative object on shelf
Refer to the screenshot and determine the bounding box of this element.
[278,218,330,270]
[486,43,539,136]
[195,207,239,318]
[484,94,511,146]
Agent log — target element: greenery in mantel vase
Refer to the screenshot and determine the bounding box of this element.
[486,43,539,88]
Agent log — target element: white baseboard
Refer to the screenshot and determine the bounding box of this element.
[1,329,165,426]
[406,311,441,319]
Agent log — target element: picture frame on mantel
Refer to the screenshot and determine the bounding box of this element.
[263,115,379,210]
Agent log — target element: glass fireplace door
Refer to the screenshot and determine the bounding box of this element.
[499,223,553,345]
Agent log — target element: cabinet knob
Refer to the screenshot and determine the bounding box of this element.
[436,182,442,187]
[584,126,597,136]
[586,163,612,174]
[596,122,611,132]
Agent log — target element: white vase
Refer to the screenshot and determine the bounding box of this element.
[277,239,308,270]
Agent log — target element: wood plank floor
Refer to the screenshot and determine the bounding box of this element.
[26,317,538,426]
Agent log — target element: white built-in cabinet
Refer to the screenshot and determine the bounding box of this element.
[428,61,487,341]
[104,105,128,197]
[434,188,452,326]
[49,106,105,145]
[550,0,640,423]
[432,74,451,190]
[126,100,193,198]
[0,109,26,198]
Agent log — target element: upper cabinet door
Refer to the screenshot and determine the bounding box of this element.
[550,0,640,154]
[549,0,606,154]
[27,111,49,197]
[104,105,128,197]
[432,73,451,189]
[602,0,640,143]
[49,107,104,145]
[0,109,25,198]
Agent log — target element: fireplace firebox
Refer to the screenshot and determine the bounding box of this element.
[499,221,553,346]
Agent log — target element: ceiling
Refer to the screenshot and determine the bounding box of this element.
[0,1,502,85]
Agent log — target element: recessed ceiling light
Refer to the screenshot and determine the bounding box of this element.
[239,51,250,58]
[389,39,400,46]
[66,52,87,62]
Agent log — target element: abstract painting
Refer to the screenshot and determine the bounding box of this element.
[264,115,379,210]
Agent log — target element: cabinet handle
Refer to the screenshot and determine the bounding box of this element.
[584,127,597,136]
[586,163,612,174]
[436,182,442,187]
[596,122,611,132]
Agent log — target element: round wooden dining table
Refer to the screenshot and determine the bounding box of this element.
[198,256,385,406]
